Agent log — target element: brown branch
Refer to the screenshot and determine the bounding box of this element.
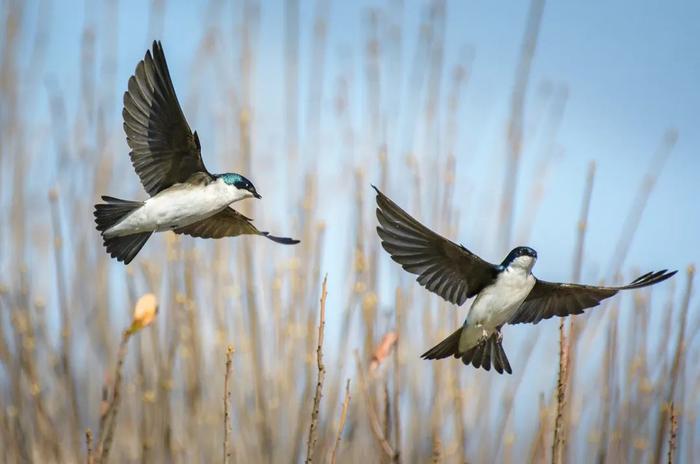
[392,289,403,463]
[305,276,328,463]
[96,330,131,463]
[654,265,694,463]
[86,429,93,464]
[354,351,397,460]
[552,161,595,464]
[551,318,569,464]
[329,379,351,464]
[223,345,235,464]
[667,402,678,464]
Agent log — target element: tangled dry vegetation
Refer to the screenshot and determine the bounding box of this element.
[0,1,697,463]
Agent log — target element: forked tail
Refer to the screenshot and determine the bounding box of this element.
[94,196,151,264]
[422,328,512,374]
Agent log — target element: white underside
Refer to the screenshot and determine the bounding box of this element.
[105,181,251,237]
[458,261,536,353]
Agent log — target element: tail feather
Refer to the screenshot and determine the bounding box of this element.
[422,328,512,374]
[103,232,152,264]
[94,196,150,264]
[421,328,462,360]
[462,334,512,375]
[94,196,143,232]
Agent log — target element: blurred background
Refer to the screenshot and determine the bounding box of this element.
[0,0,698,462]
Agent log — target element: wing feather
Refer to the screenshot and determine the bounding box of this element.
[509,270,676,324]
[175,208,299,245]
[374,186,497,306]
[123,41,209,196]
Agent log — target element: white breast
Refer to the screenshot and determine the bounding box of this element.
[457,267,535,352]
[466,267,536,328]
[106,181,248,237]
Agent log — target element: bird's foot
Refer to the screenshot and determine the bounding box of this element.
[478,327,489,344]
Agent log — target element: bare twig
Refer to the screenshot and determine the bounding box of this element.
[392,289,403,462]
[223,345,235,464]
[305,276,328,463]
[97,331,131,463]
[354,351,397,460]
[551,318,568,464]
[667,402,678,464]
[552,161,595,463]
[654,265,694,463]
[86,429,93,464]
[329,379,351,464]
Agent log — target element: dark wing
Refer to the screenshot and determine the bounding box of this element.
[373,186,498,306]
[509,270,676,325]
[174,208,300,245]
[123,40,209,196]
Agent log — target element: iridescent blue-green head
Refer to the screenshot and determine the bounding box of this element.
[217,173,261,199]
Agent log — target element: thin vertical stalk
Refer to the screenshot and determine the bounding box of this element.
[223,345,234,464]
[49,190,81,459]
[97,331,131,463]
[667,402,678,464]
[653,266,694,463]
[552,161,595,463]
[305,276,328,463]
[329,379,351,464]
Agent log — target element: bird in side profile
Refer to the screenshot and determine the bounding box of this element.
[94,41,299,264]
[373,186,675,374]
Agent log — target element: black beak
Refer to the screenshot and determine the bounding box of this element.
[253,190,262,199]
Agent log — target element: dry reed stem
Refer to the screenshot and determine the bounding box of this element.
[223,345,234,464]
[392,289,403,462]
[551,318,568,464]
[667,402,678,464]
[354,351,397,460]
[86,429,93,464]
[97,330,131,463]
[552,161,595,463]
[653,265,694,463]
[329,379,351,464]
[305,276,328,463]
[382,381,392,464]
[49,189,81,459]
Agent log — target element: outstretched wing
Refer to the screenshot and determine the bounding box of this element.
[123,40,209,196]
[374,186,498,306]
[174,208,299,245]
[509,270,676,325]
